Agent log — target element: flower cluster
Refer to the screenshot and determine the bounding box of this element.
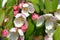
[1,1,38,40]
[1,0,60,40]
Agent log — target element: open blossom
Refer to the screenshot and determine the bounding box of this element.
[14,13,27,28]
[2,29,8,37]
[36,14,58,40]
[21,3,35,17]
[32,13,39,20]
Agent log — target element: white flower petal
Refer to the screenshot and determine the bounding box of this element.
[48,33,53,40]
[57,4,60,9]
[14,20,24,27]
[15,13,22,18]
[23,4,29,7]
[45,21,54,31]
[54,12,60,20]
[36,16,44,27]
[28,3,35,13]
[7,32,19,40]
[22,10,30,17]
[2,0,7,8]
[18,29,24,36]
[20,36,24,40]
[43,14,53,17]
[10,28,17,32]
[50,16,57,22]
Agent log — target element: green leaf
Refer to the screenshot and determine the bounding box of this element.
[30,0,39,4]
[4,37,9,40]
[5,7,12,16]
[38,0,44,11]
[6,0,16,7]
[5,9,14,30]
[52,0,58,11]
[25,18,34,40]
[33,4,40,13]
[53,26,60,40]
[28,36,33,40]
[0,28,2,36]
[44,0,58,13]
[44,0,53,13]
[34,22,45,36]
[0,10,5,26]
[0,0,2,8]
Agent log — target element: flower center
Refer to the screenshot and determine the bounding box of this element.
[23,7,28,11]
[17,17,24,22]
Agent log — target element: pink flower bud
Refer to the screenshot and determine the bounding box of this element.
[13,6,19,11]
[21,25,27,32]
[32,13,39,20]
[2,29,8,37]
[19,2,24,9]
[14,10,19,16]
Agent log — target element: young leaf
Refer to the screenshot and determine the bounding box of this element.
[0,0,2,8]
[0,10,5,26]
[52,0,58,11]
[44,0,58,13]
[5,9,14,30]
[6,0,16,7]
[44,0,53,13]
[33,4,40,13]
[25,18,34,40]
[30,0,39,4]
[0,28,2,36]
[53,25,60,40]
[38,0,44,11]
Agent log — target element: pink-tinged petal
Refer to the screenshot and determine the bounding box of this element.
[19,2,24,9]
[10,28,18,32]
[2,29,8,37]
[13,6,19,11]
[44,35,49,40]
[14,10,19,16]
[28,3,35,13]
[32,13,39,20]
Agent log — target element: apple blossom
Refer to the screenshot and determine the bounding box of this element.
[36,14,58,40]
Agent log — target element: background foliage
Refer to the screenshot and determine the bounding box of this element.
[0,0,59,40]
